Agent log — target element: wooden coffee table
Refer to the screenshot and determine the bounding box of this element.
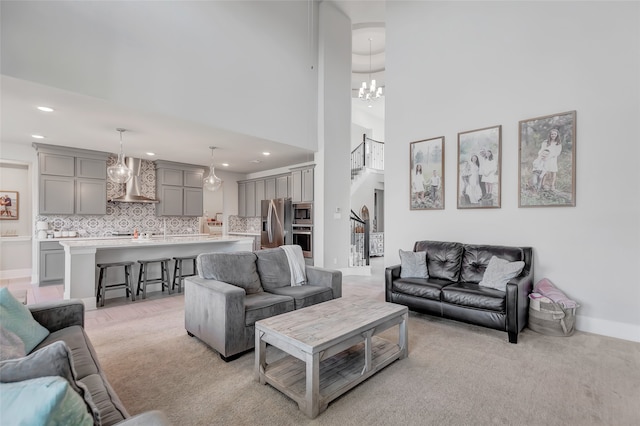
[255,298,408,418]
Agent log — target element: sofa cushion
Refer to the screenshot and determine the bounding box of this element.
[0,376,93,426]
[266,285,333,309]
[392,277,450,301]
[78,373,128,426]
[399,249,429,278]
[441,282,506,312]
[414,241,464,282]
[244,292,295,326]
[34,326,99,380]
[0,326,25,361]
[0,287,50,353]
[255,248,292,290]
[479,256,525,291]
[197,252,263,294]
[460,245,525,283]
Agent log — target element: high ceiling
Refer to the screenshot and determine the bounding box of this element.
[1,1,385,173]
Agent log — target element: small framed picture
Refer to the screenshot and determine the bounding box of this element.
[410,136,444,210]
[0,191,19,220]
[519,110,576,207]
[457,125,502,209]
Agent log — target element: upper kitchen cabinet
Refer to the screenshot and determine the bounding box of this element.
[291,165,314,203]
[276,175,290,199]
[155,161,205,217]
[34,144,109,215]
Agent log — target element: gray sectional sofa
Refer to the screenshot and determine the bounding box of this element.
[184,248,342,360]
[1,299,170,426]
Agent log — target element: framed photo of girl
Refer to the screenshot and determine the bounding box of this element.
[457,125,501,209]
[410,136,444,210]
[518,110,576,207]
[0,190,19,220]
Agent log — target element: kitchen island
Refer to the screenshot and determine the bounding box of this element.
[59,235,254,310]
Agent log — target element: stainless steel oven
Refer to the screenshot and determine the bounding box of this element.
[293,203,313,224]
[292,225,312,258]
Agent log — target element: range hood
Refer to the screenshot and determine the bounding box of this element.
[108,157,159,203]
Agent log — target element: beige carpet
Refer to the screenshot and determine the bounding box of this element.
[85,296,640,426]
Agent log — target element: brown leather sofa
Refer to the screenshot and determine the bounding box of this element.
[385,240,533,343]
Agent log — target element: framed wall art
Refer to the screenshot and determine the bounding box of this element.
[519,110,576,207]
[410,136,444,210]
[457,125,502,209]
[0,190,19,220]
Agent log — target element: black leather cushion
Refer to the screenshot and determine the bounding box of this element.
[392,277,451,301]
[441,282,505,312]
[414,241,463,282]
[460,245,525,283]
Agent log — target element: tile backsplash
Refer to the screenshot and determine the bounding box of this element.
[228,216,260,233]
[36,157,199,237]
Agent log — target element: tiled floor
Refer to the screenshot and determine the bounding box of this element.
[1,256,387,330]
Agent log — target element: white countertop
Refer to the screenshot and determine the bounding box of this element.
[58,235,253,249]
[227,232,260,236]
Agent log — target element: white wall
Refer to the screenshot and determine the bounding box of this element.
[1,1,318,151]
[386,1,640,341]
[317,2,352,269]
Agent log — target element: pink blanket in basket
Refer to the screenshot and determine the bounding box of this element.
[533,278,578,309]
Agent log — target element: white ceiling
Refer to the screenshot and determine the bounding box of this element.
[0,1,385,173]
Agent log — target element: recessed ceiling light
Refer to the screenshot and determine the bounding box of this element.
[222,163,229,167]
[146,152,155,156]
[262,152,271,156]
[37,106,54,112]
[31,134,45,139]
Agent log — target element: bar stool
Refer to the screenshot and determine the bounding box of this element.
[172,255,197,293]
[136,258,171,299]
[96,261,135,307]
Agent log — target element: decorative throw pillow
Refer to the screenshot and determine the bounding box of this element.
[399,249,429,278]
[479,256,525,291]
[0,326,26,361]
[0,340,100,425]
[0,287,50,353]
[0,376,93,426]
[197,252,263,294]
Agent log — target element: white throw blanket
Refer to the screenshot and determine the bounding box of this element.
[281,245,307,286]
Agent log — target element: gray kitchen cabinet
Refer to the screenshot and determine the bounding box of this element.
[39,241,64,284]
[39,176,75,214]
[39,153,75,176]
[245,181,256,217]
[276,175,290,199]
[75,178,107,215]
[76,157,106,179]
[238,182,246,217]
[34,144,109,215]
[155,161,205,217]
[291,166,314,202]
[265,178,276,200]
[255,179,265,216]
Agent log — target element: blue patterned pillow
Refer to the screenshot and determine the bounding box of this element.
[0,288,50,353]
[0,376,93,425]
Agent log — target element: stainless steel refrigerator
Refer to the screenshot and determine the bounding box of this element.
[261,198,292,249]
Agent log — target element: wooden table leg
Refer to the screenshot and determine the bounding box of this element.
[301,351,320,418]
[399,312,409,359]
[255,330,267,384]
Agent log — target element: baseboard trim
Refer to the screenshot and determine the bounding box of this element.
[0,268,32,280]
[576,314,640,342]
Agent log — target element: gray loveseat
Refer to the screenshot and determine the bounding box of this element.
[184,248,342,360]
[1,299,170,425]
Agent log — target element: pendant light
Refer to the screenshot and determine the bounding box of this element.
[358,38,383,103]
[107,128,133,184]
[203,146,223,191]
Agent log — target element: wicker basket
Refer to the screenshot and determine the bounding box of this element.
[528,299,578,337]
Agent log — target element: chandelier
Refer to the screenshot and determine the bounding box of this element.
[107,128,133,184]
[358,38,383,103]
[203,146,223,191]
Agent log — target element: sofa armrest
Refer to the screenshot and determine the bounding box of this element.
[28,299,84,332]
[384,265,401,302]
[505,251,534,343]
[116,410,171,426]
[306,266,342,298]
[184,276,247,357]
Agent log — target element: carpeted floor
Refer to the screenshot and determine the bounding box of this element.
[86,294,640,426]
